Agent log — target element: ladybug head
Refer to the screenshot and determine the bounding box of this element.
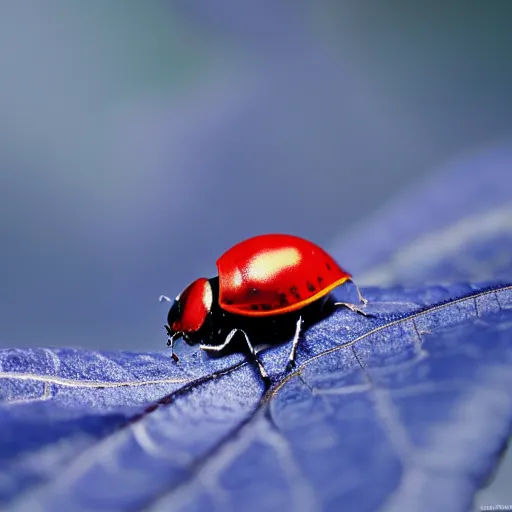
[162,278,213,361]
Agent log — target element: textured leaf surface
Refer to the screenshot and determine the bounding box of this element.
[1,283,511,511]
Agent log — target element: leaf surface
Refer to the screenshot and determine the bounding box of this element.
[1,283,511,511]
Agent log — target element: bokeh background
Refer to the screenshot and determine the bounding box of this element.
[2,2,512,352]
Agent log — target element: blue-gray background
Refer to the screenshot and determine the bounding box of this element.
[1,2,512,351]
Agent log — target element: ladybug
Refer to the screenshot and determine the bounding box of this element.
[160,234,368,379]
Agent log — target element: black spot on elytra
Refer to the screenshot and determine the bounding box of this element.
[289,286,301,300]
[224,298,234,305]
[306,281,316,292]
[251,304,260,311]
[261,304,272,311]
[317,275,324,285]
[325,262,332,271]
[278,292,289,306]
[248,287,259,297]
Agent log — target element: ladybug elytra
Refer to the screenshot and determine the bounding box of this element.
[160,234,368,379]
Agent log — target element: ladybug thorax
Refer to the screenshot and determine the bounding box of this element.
[174,278,212,333]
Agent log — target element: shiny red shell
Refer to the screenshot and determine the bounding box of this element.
[173,277,212,333]
[217,234,351,317]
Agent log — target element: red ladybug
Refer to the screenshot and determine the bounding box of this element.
[160,234,368,379]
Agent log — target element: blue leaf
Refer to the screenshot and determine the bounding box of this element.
[1,283,511,511]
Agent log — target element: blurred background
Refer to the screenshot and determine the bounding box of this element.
[1,1,512,351]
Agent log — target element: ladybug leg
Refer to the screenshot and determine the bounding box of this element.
[200,329,269,381]
[164,326,180,362]
[285,315,303,372]
[333,281,370,315]
[199,328,239,352]
[356,286,369,306]
[349,280,368,305]
[333,301,370,316]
